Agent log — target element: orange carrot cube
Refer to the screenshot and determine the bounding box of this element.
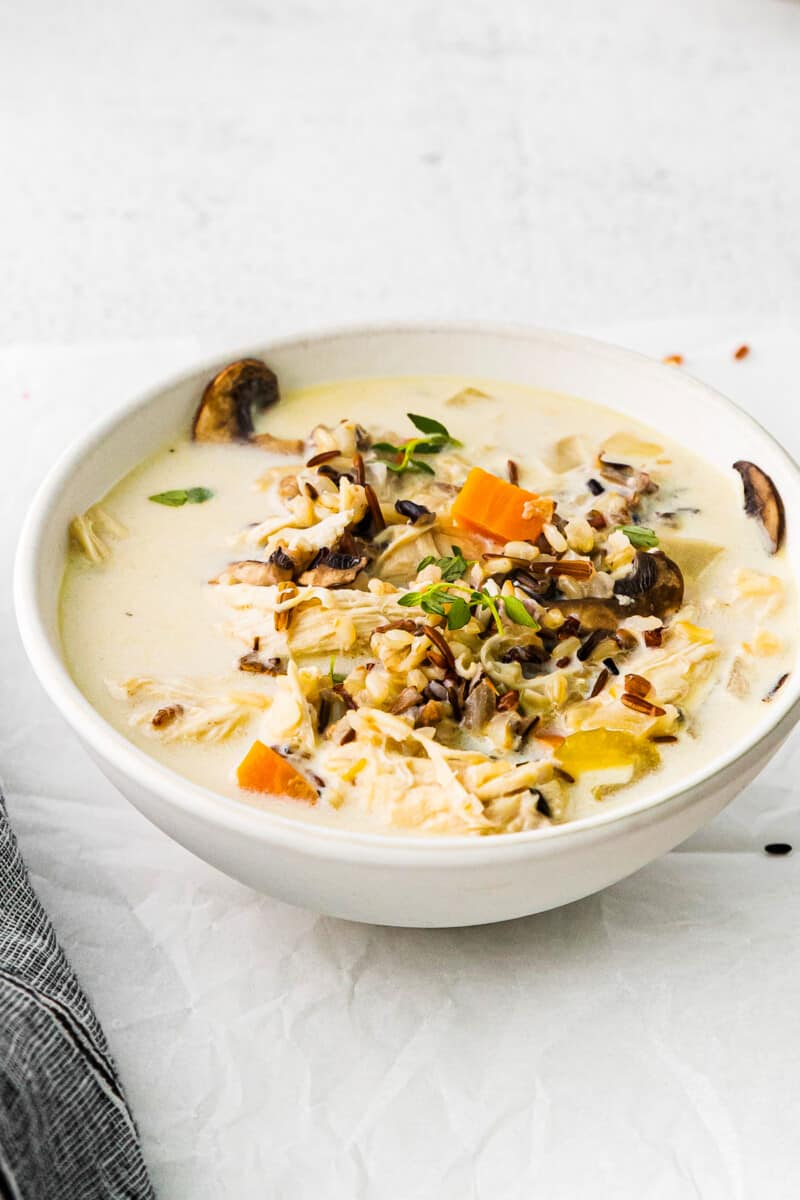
[236,740,318,804]
[452,467,553,544]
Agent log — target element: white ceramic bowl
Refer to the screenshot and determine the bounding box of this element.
[15,325,800,927]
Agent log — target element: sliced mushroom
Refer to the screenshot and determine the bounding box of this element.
[422,680,449,703]
[269,547,297,575]
[463,677,498,731]
[215,551,295,586]
[547,551,684,629]
[613,550,684,617]
[617,550,661,596]
[298,547,368,588]
[513,569,555,601]
[390,687,425,714]
[394,499,433,524]
[733,460,785,554]
[193,358,280,443]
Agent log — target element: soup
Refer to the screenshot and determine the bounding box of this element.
[60,360,794,835]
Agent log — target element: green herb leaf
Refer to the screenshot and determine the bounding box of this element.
[149,487,214,507]
[398,575,509,635]
[408,413,450,438]
[421,594,446,615]
[446,597,471,630]
[439,555,467,582]
[149,490,189,506]
[328,655,346,685]
[373,415,461,475]
[503,595,539,628]
[415,548,469,582]
[620,525,659,549]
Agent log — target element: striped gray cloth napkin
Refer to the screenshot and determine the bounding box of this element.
[0,791,155,1199]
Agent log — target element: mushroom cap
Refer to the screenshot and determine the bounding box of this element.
[214,557,295,586]
[463,677,498,731]
[297,548,369,588]
[733,460,785,554]
[548,550,684,629]
[193,358,280,443]
[613,550,684,618]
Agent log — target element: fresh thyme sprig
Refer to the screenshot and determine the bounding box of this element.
[417,546,470,582]
[399,548,538,633]
[373,413,461,475]
[619,524,659,549]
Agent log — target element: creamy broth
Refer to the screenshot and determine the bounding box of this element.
[60,375,795,835]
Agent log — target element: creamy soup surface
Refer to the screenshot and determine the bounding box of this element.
[60,371,795,836]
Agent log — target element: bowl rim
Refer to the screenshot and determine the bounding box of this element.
[14,320,800,862]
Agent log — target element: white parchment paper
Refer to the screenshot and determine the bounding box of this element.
[3,326,799,1199]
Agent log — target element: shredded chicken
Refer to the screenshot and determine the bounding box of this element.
[216,584,413,656]
[108,677,270,742]
[319,707,561,833]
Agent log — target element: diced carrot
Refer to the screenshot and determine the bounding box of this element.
[451,468,553,544]
[236,739,317,804]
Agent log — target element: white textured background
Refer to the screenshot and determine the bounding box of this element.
[3,3,800,1198]
[2,0,800,345]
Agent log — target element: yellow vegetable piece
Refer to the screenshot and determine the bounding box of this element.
[673,621,715,645]
[555,729,659,778]
[341,757,368,783]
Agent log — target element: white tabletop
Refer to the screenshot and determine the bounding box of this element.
[2,0,800,343]
[3,2,800,1195]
